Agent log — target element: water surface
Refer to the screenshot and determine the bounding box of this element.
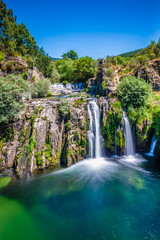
[0,156,160,240]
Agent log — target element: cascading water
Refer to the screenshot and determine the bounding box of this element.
[146,135,157,156]
[123,111,135,156]
[87,99,101,158]
[87,104,94,158]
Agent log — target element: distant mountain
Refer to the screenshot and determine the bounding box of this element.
[118,49,142,58]
[52,57,60,61]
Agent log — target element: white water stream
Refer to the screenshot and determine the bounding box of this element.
[87,99,101,158]
[123,111,135,156]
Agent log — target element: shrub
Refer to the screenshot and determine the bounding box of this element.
[58,100,70,118]
[31,78,51,98]
[117,76,152,109]
[106,68,114,77]
[0,74,29,123]
[6,61,13,72]
[22,72,28,80]
[0,51,4,63]
[1,65,6,72]
[51,65,60,83]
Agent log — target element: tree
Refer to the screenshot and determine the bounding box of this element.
[50,64,60,83]
[0,74,29,123]
[62,50,78,60]
[15,23,38,56]
[73,56,95,82]
[31,78,51,98]
[54,58,75,82]
[35,48,53,78]
[117,76,151,109]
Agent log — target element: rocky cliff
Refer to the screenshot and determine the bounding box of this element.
[0,55,43,82]
[0,97,89,178]
[88,58,160,96]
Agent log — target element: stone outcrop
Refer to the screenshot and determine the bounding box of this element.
[89,58,160,97]
[0,55,43,82]
[0,98,89,178]
[135,59,160,90]
[27,67,43,83]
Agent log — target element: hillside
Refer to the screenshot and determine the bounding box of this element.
[119,49,141,57]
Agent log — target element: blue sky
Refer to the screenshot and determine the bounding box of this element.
[4,0,160,59]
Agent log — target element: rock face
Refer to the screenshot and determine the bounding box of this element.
[88,59,119,96]
[90,58,160,96]
[27,67,43,82]
[135,59,160,90]
[0,56,43,82]
[0,98,89,178]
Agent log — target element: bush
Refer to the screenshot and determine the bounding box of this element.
[58,100,70,118]
[31,78,51,98]
[117,76,152,109]
[51,65,60,83]
[1,65,6,72]
[106,68,114,77]
[0,74,29,123]
[0,51,4,63]
[22,72,28,80]
[6,61,13,72]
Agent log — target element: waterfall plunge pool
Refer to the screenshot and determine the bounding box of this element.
[0,155,160,240]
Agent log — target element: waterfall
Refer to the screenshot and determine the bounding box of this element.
[87,99,101,158]
[87,104,94,158]
[123,111,135,156]
[149,135,157,156]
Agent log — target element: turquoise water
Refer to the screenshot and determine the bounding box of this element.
[0,155,160,240]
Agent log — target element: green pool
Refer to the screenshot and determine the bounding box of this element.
[0,155,160,240]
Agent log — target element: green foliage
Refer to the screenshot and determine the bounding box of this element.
[55,58,75,82]
[27,136,37,154]
[0,51,4,62]
[54,56,95,84]
[152,106,160,139]
[73,98,85,107]
[117,76,152,109]
[116,130,124,148]
[0,1,52,78]
[0,74,29,123]
[35,48,53,78]
[106,39,160,70]
[31,78,51,98]
[66,121,71,131]
[6,61,13,72]
[50,65,60,83]
[106,68,114,77]
[58,100,70,118]
[101,101,123,152]
[102,79,108,90]
[119,49,141,58]
[73,56,95,83]
[62,50,78,60]
[37,156,43,166]
[22,72,28,80]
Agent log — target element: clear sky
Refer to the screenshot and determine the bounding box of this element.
[4,0,160,59]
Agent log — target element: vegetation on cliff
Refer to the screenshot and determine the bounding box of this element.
[0,74,28,123]
[0,0,53,77]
